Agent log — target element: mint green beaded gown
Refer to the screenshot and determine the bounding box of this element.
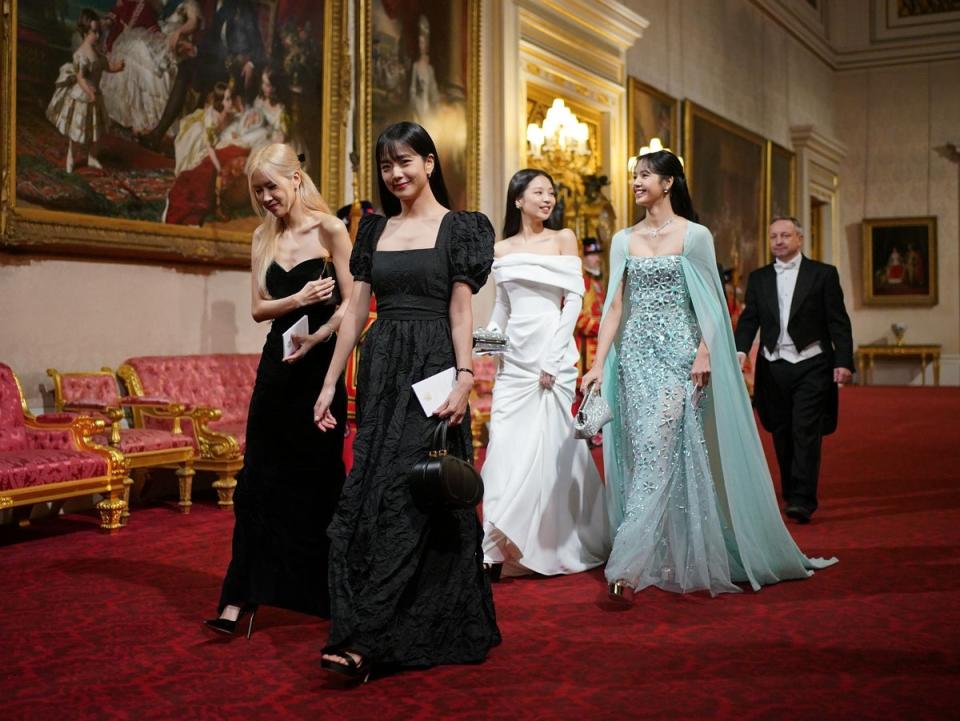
[601,221,836,595]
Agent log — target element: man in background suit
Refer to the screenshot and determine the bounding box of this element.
[735,217,854,523]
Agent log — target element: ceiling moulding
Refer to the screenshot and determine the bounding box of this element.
[517,0,648,84]
[750,0,834,66]
[871,0,960,43]
[750,0,960,71]
[790,125,847,169]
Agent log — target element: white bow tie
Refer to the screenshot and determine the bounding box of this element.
[775,258,800,274]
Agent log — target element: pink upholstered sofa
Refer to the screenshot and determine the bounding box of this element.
[0,363,128,532]
[46,368,195,521]
[117,355,259,508]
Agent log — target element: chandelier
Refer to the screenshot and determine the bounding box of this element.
[628,137,683,173]
[526,98,591,169]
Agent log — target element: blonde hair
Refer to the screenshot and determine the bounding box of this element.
[247,143,331,296]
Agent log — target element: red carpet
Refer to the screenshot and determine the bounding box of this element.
[1,387,958,721]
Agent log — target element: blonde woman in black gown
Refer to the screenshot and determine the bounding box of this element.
[204,143,353,635]
[313,122,500,681]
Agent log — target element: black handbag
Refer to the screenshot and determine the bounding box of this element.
[408,421,484,508]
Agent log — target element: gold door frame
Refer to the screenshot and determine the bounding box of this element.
[0,0,349,266]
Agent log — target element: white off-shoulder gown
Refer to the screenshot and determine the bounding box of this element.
[481,254,610,575]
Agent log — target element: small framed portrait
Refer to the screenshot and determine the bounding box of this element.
[862,216,937,306]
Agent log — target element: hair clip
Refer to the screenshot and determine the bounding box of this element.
[297,153,306,163]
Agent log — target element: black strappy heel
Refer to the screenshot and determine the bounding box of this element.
[321,650,372,684]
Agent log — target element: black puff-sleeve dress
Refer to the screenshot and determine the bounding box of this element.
[324,210,501,668]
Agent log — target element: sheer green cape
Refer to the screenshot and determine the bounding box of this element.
[600,221,837,590]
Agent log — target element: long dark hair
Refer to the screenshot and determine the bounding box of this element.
[375,122,450,217]
[502,168,563,238]
[635,150,698,222]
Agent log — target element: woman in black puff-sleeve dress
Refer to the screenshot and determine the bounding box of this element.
[313,122,500,680]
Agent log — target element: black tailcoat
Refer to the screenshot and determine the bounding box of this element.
[734,257,854,435]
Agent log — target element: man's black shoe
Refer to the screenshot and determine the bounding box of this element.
[785,505,812,524]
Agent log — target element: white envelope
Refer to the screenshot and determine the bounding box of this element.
[282,315,310,358]
[412,367,456,416]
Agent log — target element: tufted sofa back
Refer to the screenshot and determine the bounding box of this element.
[58,373,120,405]
[0,364,28,452]
[122,355,259,425]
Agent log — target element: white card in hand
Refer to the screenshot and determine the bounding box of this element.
[282,315,310,358]
[412,367,456,416]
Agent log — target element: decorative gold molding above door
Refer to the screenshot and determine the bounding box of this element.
[502,0,646,236]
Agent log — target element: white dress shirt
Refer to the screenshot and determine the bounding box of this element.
[762,255,823,364]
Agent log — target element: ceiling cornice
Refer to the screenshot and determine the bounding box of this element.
[750,0,960,71]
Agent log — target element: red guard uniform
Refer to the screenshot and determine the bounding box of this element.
[576,270,604,378]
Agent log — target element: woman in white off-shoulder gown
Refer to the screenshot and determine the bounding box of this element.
[481,170,609,578]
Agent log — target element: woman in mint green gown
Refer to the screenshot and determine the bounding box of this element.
[581,150,836,598]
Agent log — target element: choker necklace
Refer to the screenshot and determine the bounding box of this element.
[642,217,675,239]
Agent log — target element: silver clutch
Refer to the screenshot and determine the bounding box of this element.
[574,385,613,439]
[473,328,509,356]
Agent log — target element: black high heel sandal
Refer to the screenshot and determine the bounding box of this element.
[483,562,503,583]
[203,604,258,639]
[321,650,372,684]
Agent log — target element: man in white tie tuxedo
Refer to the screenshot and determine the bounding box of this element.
[735,217,854,523]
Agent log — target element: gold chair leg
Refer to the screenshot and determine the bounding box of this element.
[176,463,195,514]
[212,472,237,509]
[97,491,127,533]
[120,474,135,526]
[471,415,483,454]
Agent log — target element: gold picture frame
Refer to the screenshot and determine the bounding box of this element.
[683,101,767,287]
[0,0,348,267]
[356,0,481,211]
[862,216,937,306]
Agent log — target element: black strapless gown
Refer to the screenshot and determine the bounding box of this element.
[325,211,501,668]
[218,258,346,617]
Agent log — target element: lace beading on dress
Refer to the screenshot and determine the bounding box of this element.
[606,256,740,595]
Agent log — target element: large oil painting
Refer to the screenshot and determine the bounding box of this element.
[767,142,795,224]
[626,78,678,226]
[863,216,938,306]
[765,141,795,261]
[359,0,479,211]
[1,0,346,265]
[683,102,765,296]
